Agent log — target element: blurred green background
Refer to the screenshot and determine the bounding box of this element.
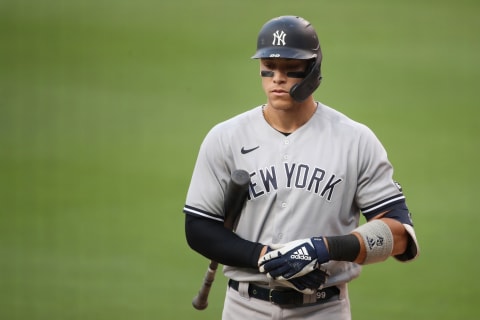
[1,0,478,319]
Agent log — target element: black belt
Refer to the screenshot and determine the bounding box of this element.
[228,279,340,307]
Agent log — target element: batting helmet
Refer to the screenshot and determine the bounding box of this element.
[252,16,322,102]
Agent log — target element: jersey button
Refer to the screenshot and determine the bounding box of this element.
[281,202,287,208]
[283,155,289,160]
[284,140,289,145]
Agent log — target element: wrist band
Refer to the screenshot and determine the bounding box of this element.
[353,220,394,264]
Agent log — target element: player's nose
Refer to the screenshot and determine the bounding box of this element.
[272,69,287,83]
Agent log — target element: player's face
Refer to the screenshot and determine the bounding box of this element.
[260,58,309,110]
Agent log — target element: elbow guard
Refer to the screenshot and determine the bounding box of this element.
[394,224,420,262]
[380,202,420,262]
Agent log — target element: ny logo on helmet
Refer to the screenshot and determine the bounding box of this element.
[272,30,286,46]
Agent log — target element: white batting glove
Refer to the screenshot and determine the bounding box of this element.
[258,237,330,280]
[274,268,329,294]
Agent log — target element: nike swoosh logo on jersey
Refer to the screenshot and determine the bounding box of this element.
[241,146,260,154]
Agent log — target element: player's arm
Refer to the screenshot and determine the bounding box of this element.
[327,214,410,264]
[344,200,419,264]
[185,214,263,268]
[257,216,408,265]
[258,201,420,280]
[264,201,418,265]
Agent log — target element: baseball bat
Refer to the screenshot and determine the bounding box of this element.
[192,169,251,310]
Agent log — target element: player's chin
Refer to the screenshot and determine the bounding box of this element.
[268,94,295,108]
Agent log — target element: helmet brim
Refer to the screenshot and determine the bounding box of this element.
[251,47,318,60]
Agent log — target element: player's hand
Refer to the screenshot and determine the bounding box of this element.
[258,237,330,280]
[276,268,329,294]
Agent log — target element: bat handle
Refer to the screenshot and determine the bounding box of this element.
[192,261,219,310]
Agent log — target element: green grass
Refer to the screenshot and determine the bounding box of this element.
[1,0,478,319]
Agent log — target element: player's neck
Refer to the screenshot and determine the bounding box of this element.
[263,99,317,134]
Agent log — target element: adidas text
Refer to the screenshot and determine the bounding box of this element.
[290,254,312,260]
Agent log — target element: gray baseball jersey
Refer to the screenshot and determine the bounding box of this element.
[184,102,406,287]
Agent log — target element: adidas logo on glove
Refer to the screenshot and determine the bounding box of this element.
[290,246,312,260]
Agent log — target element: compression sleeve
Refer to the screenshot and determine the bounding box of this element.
[185,214,264,268]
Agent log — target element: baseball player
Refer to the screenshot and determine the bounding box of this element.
[184,15,420,320]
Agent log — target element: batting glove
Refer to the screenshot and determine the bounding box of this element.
[258,237,330,280]
[276,268,329,294]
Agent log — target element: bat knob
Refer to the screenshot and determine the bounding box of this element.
[192,298,208,310]
[231,169,250,186]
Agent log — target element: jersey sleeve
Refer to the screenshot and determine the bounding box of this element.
[354,126,420,262]
[355,125,405,218]
[183,122,233,222]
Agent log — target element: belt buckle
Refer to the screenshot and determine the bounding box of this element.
[268,288,275,304]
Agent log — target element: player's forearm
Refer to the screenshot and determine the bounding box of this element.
[185,215,263,268]
[326,217,409,264]
[258,218,409,266]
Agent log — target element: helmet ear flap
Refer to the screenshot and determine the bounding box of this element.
[290,56,322,102]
